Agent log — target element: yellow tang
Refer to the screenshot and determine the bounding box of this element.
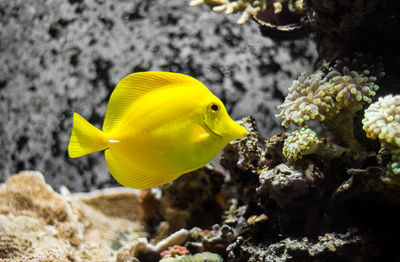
[68,72,247,189]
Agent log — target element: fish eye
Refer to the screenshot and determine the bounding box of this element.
[208,103,219,113]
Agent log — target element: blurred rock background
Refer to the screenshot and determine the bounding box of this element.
[0,0,316,191]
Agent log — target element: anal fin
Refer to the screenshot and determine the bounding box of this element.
[105,149,174,189]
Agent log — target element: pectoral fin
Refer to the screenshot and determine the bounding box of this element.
[190,124,210,143]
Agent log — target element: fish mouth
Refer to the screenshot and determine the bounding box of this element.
[203,122,223,138]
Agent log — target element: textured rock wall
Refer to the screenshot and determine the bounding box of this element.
[0,0,316,191]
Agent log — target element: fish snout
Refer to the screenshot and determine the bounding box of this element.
[227,120,247,141]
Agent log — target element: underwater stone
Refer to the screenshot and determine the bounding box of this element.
[227,229,362,261]
[256,163,309,205]
[221,116,266,172]
[156,166,224,231]
[333,167,400,208]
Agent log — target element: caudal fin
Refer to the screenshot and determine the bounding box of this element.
[68,113,108,158]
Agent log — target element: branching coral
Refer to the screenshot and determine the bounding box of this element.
[189,0,304,24]
[276,54,385,128]
[282,126,322,161]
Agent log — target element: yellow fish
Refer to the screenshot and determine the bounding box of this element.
[68,72,247,189]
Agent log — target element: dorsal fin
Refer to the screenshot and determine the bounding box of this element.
[102,71,203,132]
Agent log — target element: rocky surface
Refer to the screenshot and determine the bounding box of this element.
[0,170,233,262]
[0,0,316,191]
[156,116,397,261]
[0,171,144,261]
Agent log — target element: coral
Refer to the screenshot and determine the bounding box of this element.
[190,0,304,24]
[246,213,268,225]
[159,251,223,262]
[379,144,400,176]
[387,162,400,176]
[276,54,385,128]
[160,245,190,258]
[74,186,142,221]
[155,229,189,253]
[129,229,189,261]
[391,147,400,162]
[0,171,70,224]
[362,94,400,148]
[0,233,32,259]
[282,126,322,161]
[0,214,76,261]
[0,172,144,261]
[362,94,400,175]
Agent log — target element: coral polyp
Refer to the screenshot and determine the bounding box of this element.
[276,54,385,128]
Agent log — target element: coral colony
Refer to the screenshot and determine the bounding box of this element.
[276,54,385,128]
[275,54,387,164]
[363,95,400,175]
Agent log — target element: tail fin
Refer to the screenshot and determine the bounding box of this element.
[68,113,108,158]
